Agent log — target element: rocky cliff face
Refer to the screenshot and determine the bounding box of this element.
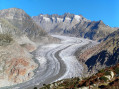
[33,13,117,41]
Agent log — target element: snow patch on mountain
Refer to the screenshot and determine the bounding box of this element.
[65,17,71,21]
[43,17,50,22]
[52,17,55,20]
[40,15,43,17]
[74,15,81,21]
[57,18,63,22]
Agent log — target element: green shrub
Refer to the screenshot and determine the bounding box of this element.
[0,33,13,46]
[99,69,105,73]
[34,87,37,89]
[105,71,111,76]
[115,67,119,74]
[99,76,108,82]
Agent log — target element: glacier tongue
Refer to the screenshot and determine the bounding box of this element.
[9,35,96,89]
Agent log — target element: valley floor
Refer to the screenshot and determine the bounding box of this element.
[0,35,97,89]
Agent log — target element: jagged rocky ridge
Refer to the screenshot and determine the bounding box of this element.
[33,13,117,41]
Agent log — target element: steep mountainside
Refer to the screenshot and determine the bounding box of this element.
[0,8,60,43]
[0,8,48,41]
[0,8,59,88]
[0,18,20,35]
[33,13,117,41]
[77,29,119,73]
[70,20,117,41]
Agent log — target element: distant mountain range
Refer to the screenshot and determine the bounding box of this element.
[32,13,87,32]
[33,13,118,41]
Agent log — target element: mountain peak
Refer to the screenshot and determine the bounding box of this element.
[99,20,103,23]
[98,20,105,26]
[0,8,25,13]
[0,8,32,22]
[0,8,47,38]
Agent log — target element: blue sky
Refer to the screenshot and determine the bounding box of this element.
[0,0,119,27]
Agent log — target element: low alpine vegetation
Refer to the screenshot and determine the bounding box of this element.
[0,33,13,46]
[38,63,119,89]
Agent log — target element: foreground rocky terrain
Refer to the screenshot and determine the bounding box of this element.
[33,13,118,41]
